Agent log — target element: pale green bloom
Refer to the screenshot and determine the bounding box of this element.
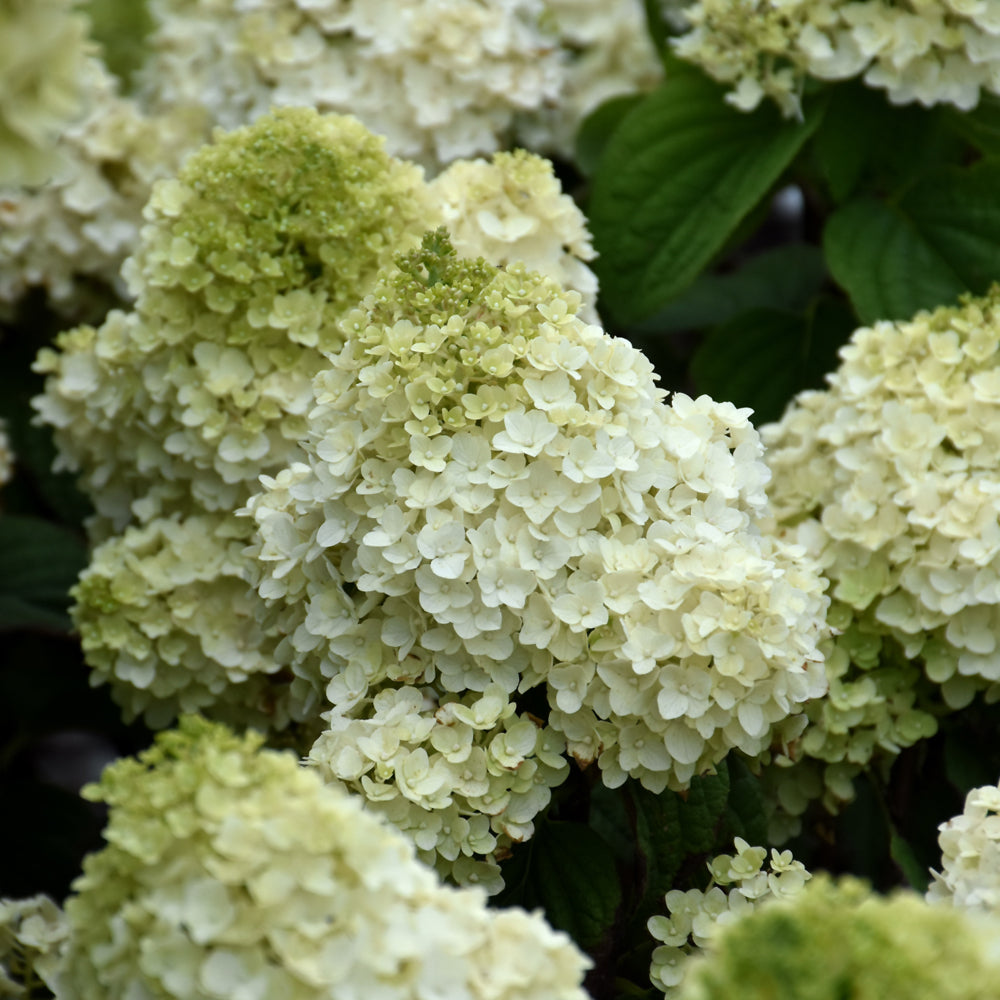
[0,0,93,185]
[59,716,591,1000]
[676,875,1000,1000]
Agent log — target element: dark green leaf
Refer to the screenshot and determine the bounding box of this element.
[633,244,826,334]
[497,820,621,951]
[0,516,87,633]
[813,83,964,202]
[575,94,645,178]
[943,93,1000,155]
[631,763,731,922]
[690,297,854,424]
[589,75,824,326]
[889,832,930,893]
[944,729,999,795]
[824,160,1000,323]
[722,756,769,847]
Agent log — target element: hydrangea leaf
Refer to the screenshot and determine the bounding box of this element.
[588,74,823,326]
[943,93,1000,155]
[0,517,86,633]
[630,763,731,925]
[690,300,854,424]
[824,161,1000,323]
[574,94,644,178]
[813,83,963,203]
[889,832,929,894]
[722,756,769,848]
[497,819,621,952]
[633,244,827,335]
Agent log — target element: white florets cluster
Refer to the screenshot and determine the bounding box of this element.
[59,716,591,1000]
[243,230,828,874]
[648,837,811,995]
[928,781,1000,912]
[0,59,205,315]
[761,289,1000,817]
[674,0,1000,117]
[309,684,569,890]
[0,895,69,996]
[0,0,93,186]
[136,0,659,167]
[71,515,303,731]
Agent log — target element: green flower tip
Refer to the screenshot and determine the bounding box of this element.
[678,875,1000,1000]
[136,106,432,316]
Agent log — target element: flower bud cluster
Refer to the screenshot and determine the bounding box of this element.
[59,716,591,1000]
[675,0,1000,117]
[648,837,810,995]
[928,782,1000,913]
[762,289,1000,813]
[244,230,828,870]
[0,895,68,997]
[137,0,659,167]
[675,875,1000,1000]
[0,0,92,186]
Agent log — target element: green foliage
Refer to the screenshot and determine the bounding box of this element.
[588,70,823,326]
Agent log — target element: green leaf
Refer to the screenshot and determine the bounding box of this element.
[574,94,644,178]
[813,83,964,202]
[943,93,1000,155]
[0,516,87,633]
[890,832,930,894]
[722,756,770,847]
[497,820,621,951]
[630,763,731,922]
[633,244,826,334]
[589,75,824,326]
[690,297,854,424]
[824,160,1000,323]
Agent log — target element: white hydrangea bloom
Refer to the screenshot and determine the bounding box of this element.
[648,837,811,995]
[928,782,1000,912]
[0,0,92,186]
[761,289,1000,820]
[0,895,69,996]
[244,232,829,875]
[674,0,1000,116]
[34,109,602,738]
[137,0,660,168]
[59,716,591,1000]
[0,58,206,315]
[429,149,598,321]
